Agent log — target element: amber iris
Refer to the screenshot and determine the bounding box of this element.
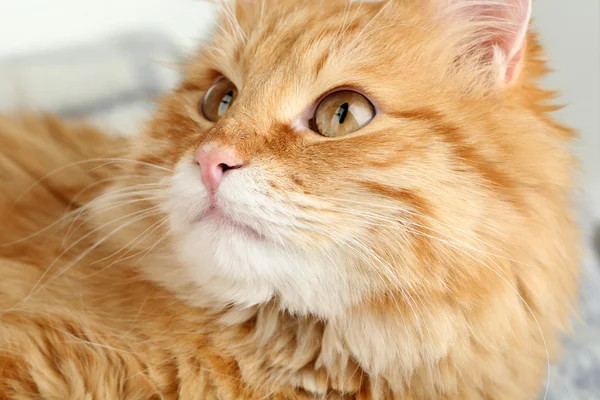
[312,91,375,137]
[201,78,238,122]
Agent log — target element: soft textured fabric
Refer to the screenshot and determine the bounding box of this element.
[547,201,600,400]
[0,30,597,400]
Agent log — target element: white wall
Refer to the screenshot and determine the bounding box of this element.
[0,0,215,56]
[533,0,600,219]
[0,0,598,217]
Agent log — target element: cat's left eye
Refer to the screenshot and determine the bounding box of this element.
[201,78,238,122]
[311,91,375,137]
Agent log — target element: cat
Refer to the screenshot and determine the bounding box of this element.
[0,0,580,399]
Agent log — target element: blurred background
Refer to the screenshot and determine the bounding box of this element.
[0,0,598,398]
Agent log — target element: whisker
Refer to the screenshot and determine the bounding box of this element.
[65,174,164,209]
[345,0,393,50]
[0,207,83,247]
[320,207,551,397]
[10,157,172,211]
[219,0,247,45]
[327,204,514,282]
[320,195,512,259]
[64,191,169,244]
[5,206,163,314]
[62,182,169,243]
[89,216,170,269]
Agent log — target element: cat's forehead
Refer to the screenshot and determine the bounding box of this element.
[196,0,437,119]
[220,2,383,75]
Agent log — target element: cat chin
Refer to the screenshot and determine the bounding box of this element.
[170,221,363,318]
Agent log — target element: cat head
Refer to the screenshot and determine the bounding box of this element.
[121,0,571,320]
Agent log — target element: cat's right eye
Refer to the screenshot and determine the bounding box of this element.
[311,90,375,137]
[201,78,238,122]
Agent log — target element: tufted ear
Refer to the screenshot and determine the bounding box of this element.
[442,0,532,85]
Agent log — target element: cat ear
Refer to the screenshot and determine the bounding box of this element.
[442,0,532,85]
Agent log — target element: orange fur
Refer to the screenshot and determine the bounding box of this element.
[0,1,579,399]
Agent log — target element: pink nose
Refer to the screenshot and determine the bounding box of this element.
[194,147,243,193]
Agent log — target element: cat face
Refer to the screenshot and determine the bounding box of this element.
[126,0,563,318]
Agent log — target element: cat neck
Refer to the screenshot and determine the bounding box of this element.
[199,291,454,397]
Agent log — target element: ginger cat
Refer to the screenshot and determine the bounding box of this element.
[0,0,579,399]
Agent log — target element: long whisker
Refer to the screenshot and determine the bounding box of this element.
[327,204,515,283]
[345,0,393,50]
[332,0,355,52]
[65,174,164,208]
[10,157,172,210]
[5,206,163,314]
[61,182,169,239]
[219,0,247,45]
[1,186,165,248]
[334,0,365,55]
[320,195,513,259]
[90,216,170,267]
[0,207,84,247]
[63,190,169,244]
[38,207,164,300]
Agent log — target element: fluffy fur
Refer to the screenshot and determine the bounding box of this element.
[0,0,579,398]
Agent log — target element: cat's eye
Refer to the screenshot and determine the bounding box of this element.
[312,91,375,137]
[201,78,238,122]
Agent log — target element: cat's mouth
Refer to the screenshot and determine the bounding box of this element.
[198,206,264,241]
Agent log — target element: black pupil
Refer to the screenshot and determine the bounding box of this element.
[218,91,234,114]
[336,103,349,124]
